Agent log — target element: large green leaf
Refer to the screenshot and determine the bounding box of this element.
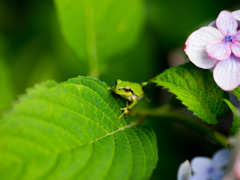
[0,76,158,180]
[0,59,14,113]
[224,99,240,136]
[154,62,228,124]
[54,0,144,75]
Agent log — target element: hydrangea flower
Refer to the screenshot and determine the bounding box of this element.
[177,160,192,180]
[189,148,231,180]
[232,10,240,21]
[185,10,240,91]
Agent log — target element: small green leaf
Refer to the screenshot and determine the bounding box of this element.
[232,86,240,101]
[0,76,158,180]
[154,62,228,124]
[224,99,240,136]
[54,0,144,75]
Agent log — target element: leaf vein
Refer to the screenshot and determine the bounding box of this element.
[63,84,121,129]
[18,113,86,145]
[129,128,146,179]
[28,97,108,137]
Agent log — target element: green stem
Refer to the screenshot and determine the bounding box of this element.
[136,106,228,147]
[82,0,99,78]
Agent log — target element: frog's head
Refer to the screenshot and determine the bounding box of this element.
[114,79,133,97]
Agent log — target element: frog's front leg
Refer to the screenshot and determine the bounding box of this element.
[118,97,138,119]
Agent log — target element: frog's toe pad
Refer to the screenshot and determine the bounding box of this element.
[120,107,128,110]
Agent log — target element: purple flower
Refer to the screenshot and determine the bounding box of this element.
[189,148,231,180]
[185,10,240,91]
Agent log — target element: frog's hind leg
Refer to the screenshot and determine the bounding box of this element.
[119,98,138,120]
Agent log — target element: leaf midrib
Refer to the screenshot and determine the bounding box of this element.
[233,90,240,101]
[3,122,139,165]
[157,79,216,120]
[173,68,214,118]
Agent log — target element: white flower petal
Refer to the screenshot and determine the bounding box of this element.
[191,157,212,174]
[212,148,231,168]
[216,11,238,36]
[206,40,231,60]
[213,55,240,91]
[185,27,223,69]
[177,160,192,180]
[232,10,240,21]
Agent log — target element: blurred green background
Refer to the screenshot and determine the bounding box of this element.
[0,0,239,179]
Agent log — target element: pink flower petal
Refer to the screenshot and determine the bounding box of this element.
[216,11,238,36]
[213,55,240,91]
[232,10,240,21]
[231,43,240,58]
[233,30,240,47]
[235,159,240,179]
[185,27,223,69]
[206,40,231,60]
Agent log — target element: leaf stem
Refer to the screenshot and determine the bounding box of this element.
[82,0,99,78]
[136,106,228,147]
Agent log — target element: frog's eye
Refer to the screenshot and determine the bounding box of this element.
[124,87,132,93]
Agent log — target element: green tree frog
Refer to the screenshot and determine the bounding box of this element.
[108,79,145,119]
